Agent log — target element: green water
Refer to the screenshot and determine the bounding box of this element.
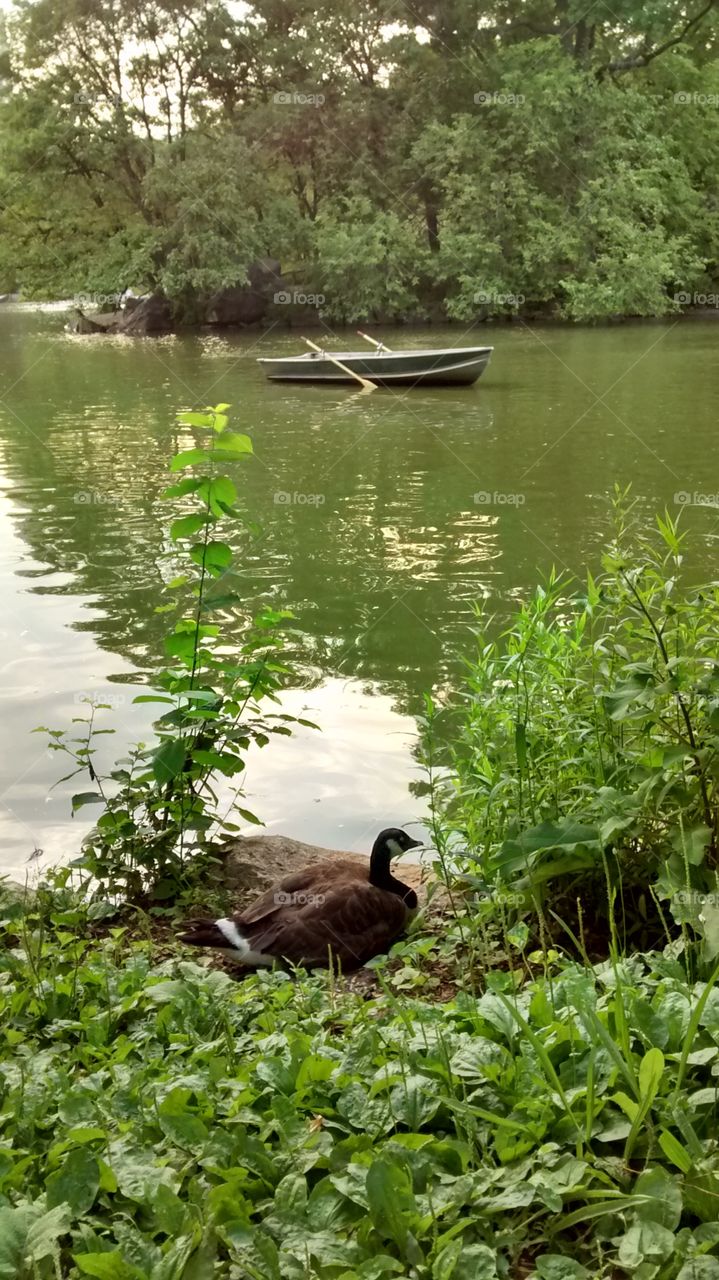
[1,305,718,876]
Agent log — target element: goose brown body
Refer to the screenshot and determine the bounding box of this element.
[178,828,421,971]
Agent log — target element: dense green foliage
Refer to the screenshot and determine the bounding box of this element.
[38,404,303,904]
[4,883,719,1279]
[1,0,718,320]
[424,492,719,956]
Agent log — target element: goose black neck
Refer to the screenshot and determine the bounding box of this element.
[369,844,410,898]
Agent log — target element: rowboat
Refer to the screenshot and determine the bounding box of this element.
[257,343,493,387]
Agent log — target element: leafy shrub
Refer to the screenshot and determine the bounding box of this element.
[38,405,306,905]
[424,491,719,956]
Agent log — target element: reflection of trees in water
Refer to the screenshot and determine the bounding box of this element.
[0,325,539,721]
[5,445,507,719]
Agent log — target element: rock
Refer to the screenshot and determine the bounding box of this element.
[117,293,173,336]
[221,833,431,902]
[0,877,35,903]
[205,258,285,327]
[92,311,121,328]
[70,308,116,335]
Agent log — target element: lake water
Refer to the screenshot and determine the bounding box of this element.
[1,305,717,879]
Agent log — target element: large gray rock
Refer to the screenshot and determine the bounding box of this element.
[0,877,35,903]
[118,293,173,336]
[205,258,285,327]
[70,308,115,334]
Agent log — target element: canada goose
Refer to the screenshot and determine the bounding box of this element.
[177,827,422,971]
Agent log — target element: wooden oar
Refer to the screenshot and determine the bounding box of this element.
[302,337,375,392]
[357,330,392,352]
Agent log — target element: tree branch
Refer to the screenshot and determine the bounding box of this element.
[605,0,716,73]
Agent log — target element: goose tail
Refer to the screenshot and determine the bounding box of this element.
[177,916,250,957]
[177,916,275,967]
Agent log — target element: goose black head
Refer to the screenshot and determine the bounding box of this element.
[370,828,422,896]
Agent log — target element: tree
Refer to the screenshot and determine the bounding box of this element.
[0,0,717,320]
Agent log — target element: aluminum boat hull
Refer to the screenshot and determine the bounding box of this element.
[257,346,493,387]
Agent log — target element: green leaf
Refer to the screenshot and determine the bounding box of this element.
[212,432,253,456]
[493,819,600,878]
[0,1203,71,1278]
[171,514,206,541]
[71,792,104,813]
[171,448,213,471]
[192,749,244,776]
[634,1166,682,1230]
[151,738,186,784]
[75,1252,144,1279]
[189,541,233,575]
[162,479,202,498]
[677,1262,719,1279]
[366,1158,420,1257]
[432,1241,462,1280]
[158,1088,209,1148]
[617,1220,675,1266]
[46,1147,100,1215]
[659,1129,692,1173]
[177,411,215,428]
[603,671,654,720]
[208,476,237,507]
[164,632,197,662]
[235,807,263,824]
[671,824,712,866]
[535,1258,590,1280]
[639,1048,664,1107]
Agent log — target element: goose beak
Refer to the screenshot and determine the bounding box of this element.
[396,835,423,857]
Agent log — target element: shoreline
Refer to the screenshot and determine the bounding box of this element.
[3,297,719,334]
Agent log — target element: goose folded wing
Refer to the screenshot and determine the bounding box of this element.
[238,860,370,925]
[241,882,410,970]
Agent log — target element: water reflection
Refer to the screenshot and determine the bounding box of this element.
[1,307,718,871]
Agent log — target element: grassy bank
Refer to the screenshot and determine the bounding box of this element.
[3,883,719,1279]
